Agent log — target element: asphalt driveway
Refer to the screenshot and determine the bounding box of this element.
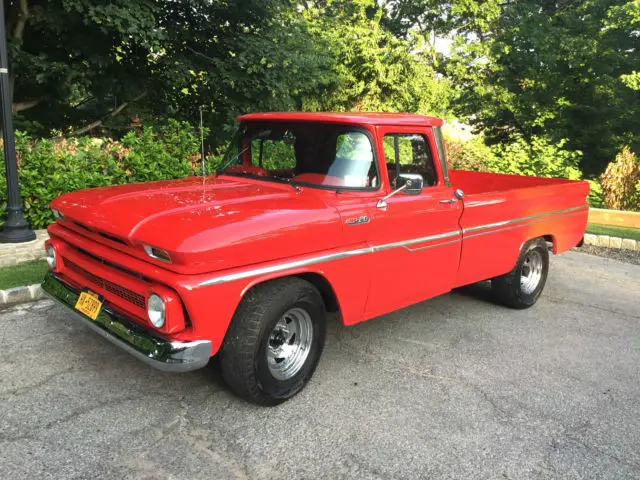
[1,250,639,479]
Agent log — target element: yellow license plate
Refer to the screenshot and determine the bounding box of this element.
[75,290,103,320]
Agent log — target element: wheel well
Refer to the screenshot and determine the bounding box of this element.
[294,272,340,312]
[542,234,555,252]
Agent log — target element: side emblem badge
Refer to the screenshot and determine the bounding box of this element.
[346,215,370,226]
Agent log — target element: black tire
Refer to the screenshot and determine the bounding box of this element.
[219,277,326,405]
[491,238,549,309]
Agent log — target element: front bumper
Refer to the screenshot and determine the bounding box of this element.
[42,272,212,372]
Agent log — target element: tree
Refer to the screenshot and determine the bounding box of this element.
[301,0,452,116]
[5,0,161,133]
[449,0,640,175]
[147,0,335,145]
[5,0,334,141]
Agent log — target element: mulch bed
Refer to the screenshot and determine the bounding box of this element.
[573,244,640,266]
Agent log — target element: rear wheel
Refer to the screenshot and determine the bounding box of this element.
[491,238,549,309]
[219,277,326,405]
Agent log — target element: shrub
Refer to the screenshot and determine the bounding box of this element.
[586,179,604,208]
[120,126,195,182]
[0,133,129,229]
[600,147,640,211]
[0,120,204,229]
[443,134,492,172]
[443,131,583,181]
[486,136,582,180]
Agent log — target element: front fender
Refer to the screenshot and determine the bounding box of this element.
[175,247,373,355]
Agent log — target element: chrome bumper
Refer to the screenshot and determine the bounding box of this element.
[42,272,212,372]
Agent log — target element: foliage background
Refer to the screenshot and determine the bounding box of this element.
[1,0,640,225]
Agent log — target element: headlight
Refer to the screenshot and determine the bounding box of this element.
[52,208,64,220]
[46,245,57,270]
[147,294,166,328]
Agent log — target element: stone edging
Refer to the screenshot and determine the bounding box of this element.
[583,233,639,251]
[0,284,45,307]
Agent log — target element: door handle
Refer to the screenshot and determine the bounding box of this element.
[439,198,457,204]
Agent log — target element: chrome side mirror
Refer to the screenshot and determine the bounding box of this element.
[396,173,424,195]
[377,173,424,208]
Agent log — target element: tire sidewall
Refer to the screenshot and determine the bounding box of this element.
[254,288,326,400]
[514,240,549,307]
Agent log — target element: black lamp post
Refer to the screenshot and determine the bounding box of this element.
[0,0,35,243]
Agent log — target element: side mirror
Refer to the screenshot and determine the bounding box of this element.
[396,173,424,195]
[377,173,424,209]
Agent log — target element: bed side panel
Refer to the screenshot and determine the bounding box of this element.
[454,177,589,287]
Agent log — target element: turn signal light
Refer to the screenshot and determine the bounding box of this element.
[143,245,171,263]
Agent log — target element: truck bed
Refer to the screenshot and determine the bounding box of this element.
[450,170,590,287]
[449,170,581,195]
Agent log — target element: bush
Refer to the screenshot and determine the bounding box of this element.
[443,133,492,172]
[586,179,605,208]
[486,136,583,180]
[0,120,204,229]
[120,125,197,182]
[600,146,640,211]
[443,131,583,181]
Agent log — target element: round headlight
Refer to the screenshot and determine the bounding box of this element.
[46,245,57,270]
[147,294,166,328]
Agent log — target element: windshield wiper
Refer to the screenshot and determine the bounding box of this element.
[272,175,302,191]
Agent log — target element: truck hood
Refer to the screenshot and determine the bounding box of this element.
[51,175,343,274]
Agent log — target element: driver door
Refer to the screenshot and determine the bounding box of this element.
[364,126,463,319]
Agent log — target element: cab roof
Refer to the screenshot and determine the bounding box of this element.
[237,112,444,127]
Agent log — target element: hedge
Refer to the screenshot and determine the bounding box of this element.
[0,120,219,229]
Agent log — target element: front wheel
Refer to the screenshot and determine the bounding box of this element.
[219,277,326,405]
[491,238,550,309]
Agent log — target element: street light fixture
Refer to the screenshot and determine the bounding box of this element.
[0,0,35,243]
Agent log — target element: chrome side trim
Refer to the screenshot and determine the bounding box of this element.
[403,238,461,252]
[464,209,587,240]
[196,231,461,288]
[197,247,375,287]
[372,230,460,253]
[462,205,587,234]
[195,205,587,288]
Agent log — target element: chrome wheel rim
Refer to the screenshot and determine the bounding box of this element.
[266,307,313,381]
[520,250,543,295]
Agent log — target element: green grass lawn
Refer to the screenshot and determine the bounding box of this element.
[0,260,48,290]
[586,223,640,241]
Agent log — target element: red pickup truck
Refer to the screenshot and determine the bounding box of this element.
[42,112,589,404]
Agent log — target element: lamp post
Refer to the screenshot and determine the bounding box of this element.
[0,0,35,243]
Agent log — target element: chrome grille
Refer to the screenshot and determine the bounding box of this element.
[64,258,146,309]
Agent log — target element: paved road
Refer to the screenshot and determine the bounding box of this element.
[1,251,639,479]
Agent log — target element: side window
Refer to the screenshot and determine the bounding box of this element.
[383,134,438,187]
[251,139,296,170]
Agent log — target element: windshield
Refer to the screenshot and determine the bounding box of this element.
[218,122,379,190]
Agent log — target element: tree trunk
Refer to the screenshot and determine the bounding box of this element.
[9,0,30,104]
[70,91,148,136]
